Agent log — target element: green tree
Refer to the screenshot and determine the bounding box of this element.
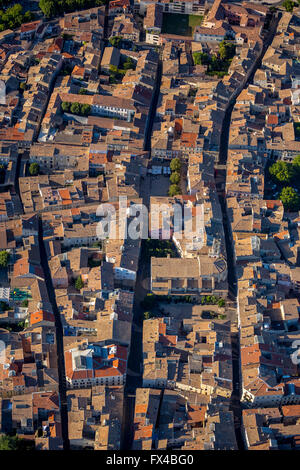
[269,160,294,184]
[0,300,9,311]
[168,184,180,197]
[0,163,5,183]
[170,158,181,173]
[29,162,39,176]
[169,171,180,185]
[61,101,70,112]
[21,300,28,308]
[75,276,84,291]
[78,87,87,95]
[292,155,300,172]
[193,52,210,66]
[109,64,118,74]
[0,3,24,29]
[218,298,225,308]
[141,293,156,310]
[24,10,34,22]
[280,186,300,211]
[80,103,91,116]
[70,102,81,115]
[123,57,134,70]
[218,41,235,61]
[109,36,122,48]
[193,52,202,65]
[144,311,151,320]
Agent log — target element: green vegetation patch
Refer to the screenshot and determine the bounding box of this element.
[161,13,203,36]
[142,238,178,262]
[193,41,235,78]
[0,4,34,32]
[39,0,106,18]
[61,101,91,116]
[294,122,300,141]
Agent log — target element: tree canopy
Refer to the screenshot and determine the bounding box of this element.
[0,4,33,31]
[62,101,91,116]
[75,276,84,291]
[61,101,70,112]
[170,158,181,173]
[0,435,34,450]
[29,162,39,176]
[0,250,9,268]
[168,184,181,197]
[292,155,300,171]
[269,160,295,184]
[283,0,295,12]
[109,36,122,49]
[39,0,106,18]
[169,171,180,185]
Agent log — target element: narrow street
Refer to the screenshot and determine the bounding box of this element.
[216,11,280,450]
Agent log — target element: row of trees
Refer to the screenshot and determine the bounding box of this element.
[0,4,34,32]
[39,0,106,18]
[269,157,300,184]
[168,158,181,197]
[193,41,235,77]
[142,294,226,320]
[29,162,39,176]
[61,101,91,116]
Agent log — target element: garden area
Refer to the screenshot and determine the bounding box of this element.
[109,56,136,84]
[294,122,300,141]
[161,13,203,37]
[193,40,235,78]
[266,156,300,211]
[0,320,26,332]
